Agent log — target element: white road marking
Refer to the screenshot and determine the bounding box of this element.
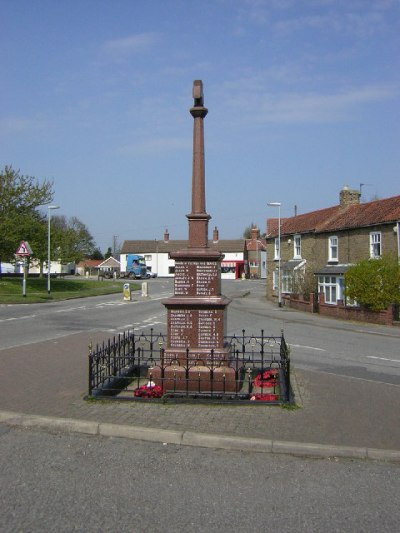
[0,314,37,322]
[55,306,87,313]
[367,356,400,364]
[289,344,326,352]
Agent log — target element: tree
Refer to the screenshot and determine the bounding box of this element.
[51,215,96,264]
[243,223,256,239]
[345,255,400,311]
[91,248,104,260]
[0,166,54,263]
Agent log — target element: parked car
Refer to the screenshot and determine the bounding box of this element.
[146,268,157,278]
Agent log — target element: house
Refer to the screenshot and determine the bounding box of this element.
[120,228,245,279]
[27,259,75,276]
[266,187,400,306]
[244,226,267,279]
[75,259,103,277]
[98,256,121,278]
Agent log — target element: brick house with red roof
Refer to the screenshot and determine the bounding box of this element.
[266,187,400,307]
[245,225,267,279]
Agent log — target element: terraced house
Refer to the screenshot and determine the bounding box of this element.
[266,187,400,311]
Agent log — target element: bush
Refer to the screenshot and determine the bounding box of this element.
[345,254,400,311]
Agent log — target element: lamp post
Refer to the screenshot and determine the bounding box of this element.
[47,205,60,294]
[267,202,281,307]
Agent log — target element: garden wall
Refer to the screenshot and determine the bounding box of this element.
[284,294,396,326]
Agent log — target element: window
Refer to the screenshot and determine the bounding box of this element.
[370,232,381,258]
[282,271,292,293]
[328,236,338,262]
[272,270,278,290]
[318,276,338,304]
[221,266,235,274]
[144,255,152,261]
[274,238,280,260]
[294,235,301,259]
[281,262,305,294]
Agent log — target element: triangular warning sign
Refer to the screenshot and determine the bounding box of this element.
[15,241,33,256]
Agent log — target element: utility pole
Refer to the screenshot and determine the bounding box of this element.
[112,235,118,257]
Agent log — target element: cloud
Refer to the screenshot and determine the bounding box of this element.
[102,33,160,62]
[274,9,387,37]
[215,80,398,124]
[255,84,399,123]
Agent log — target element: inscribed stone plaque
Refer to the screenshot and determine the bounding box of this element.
[169,309,194,349]
[174,260,220,297]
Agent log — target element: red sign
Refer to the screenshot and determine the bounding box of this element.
[15,241,33,256]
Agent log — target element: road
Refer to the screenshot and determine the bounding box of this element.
[1,278,400,385]
[1,424,399,533]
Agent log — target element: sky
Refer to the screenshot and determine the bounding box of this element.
[1,0,399,254]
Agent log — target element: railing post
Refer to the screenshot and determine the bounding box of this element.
[150,327,154,355]
[286,358,291,402]
[88,342,93,396]
[241,329,246,361]
[210,349,214,397]
[186,348,190,396]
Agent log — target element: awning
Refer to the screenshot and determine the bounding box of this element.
[222,261,243,267]
[315,264,351,276]
[281,260,306,271]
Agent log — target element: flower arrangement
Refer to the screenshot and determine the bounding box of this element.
[250,393,279,402]
[252,369,278,388]
[250,369,279,401]
[134,380,163,398]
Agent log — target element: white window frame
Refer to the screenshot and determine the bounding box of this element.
[282,271,292,293]
[272,270,278,290]
[274,238,280,260]
[293,235,301,259]
[318,275,339,304]
[328,236,338,262]
[370,232,381,258]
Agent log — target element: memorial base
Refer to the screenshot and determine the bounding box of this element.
[149,363,236,394]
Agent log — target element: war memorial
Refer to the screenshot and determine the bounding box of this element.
[88,81,291,404]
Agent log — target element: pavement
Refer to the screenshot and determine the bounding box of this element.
[1,320,400,462]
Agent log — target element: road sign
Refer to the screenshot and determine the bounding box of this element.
[15,241,33,256]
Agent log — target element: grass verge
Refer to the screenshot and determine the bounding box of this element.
[0,276,140,304]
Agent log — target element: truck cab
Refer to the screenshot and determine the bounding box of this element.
[125,254,147,279]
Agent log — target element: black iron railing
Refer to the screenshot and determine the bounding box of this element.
[88,329,292,404]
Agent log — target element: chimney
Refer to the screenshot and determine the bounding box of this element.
[251,226,259,240]
[340,186,361,208]
[213,226,219,243]
[164,228,169,243]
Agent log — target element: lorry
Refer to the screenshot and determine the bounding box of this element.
[121,254,147,279]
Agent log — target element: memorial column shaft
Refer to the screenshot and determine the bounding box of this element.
[191,108,207,215]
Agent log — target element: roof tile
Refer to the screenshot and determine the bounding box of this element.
[267,195,400,237]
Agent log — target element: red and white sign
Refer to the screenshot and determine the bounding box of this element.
[15,241,33,256]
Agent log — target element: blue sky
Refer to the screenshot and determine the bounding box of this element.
[1,0,399,253]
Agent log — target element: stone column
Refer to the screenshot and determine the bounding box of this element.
[187,80,210,248]
[161,81,233,391]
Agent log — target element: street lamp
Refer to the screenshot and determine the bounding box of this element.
[47,205,60,294]
[267,202,282,307]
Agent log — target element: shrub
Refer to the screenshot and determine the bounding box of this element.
[345,254,400,311]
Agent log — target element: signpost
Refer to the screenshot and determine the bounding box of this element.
[15,241,33,297]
